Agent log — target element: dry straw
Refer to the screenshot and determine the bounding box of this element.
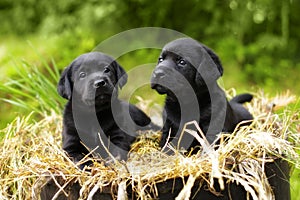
[0,91,299,200]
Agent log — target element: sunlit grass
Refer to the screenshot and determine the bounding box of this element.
[0,52,66,133]
[291,167,300,199]
[0,59,64,115]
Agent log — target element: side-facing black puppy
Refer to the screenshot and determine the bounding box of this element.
[58,52,154,164]
[151,38,253,150]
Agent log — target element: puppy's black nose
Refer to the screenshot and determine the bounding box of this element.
[94,79,106,88]
[153,69,165,79]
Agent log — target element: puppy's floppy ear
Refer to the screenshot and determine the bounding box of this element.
[57,65,73,100]
[195,44,223,86]
[202,45,223,76]
[113,61,128,89]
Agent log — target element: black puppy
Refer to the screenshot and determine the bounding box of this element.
[151,38,253,150]
[58,52,154,165]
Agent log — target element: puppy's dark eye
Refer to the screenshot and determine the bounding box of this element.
[158,57,163,63]
[104,67,110,73]
[79,72,86,78]
[178,59,187,66]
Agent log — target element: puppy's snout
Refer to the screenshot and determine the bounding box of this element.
[152,69,165,79]
[94,79,107,88]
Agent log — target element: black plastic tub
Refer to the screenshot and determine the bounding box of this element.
[40,159,290,200]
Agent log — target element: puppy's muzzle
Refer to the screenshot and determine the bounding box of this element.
[93,79,107,89]
[151,69,165,89]
[151,68,170,94]
[93,76,112,89]
[152,69,165,79]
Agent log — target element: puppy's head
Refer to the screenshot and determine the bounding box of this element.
[57,52,127,106]
[151,38,223,96]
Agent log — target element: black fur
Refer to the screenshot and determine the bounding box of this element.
[151,38,253,150]
[58,52,155,165]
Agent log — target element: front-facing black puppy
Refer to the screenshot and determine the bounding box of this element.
[58,52,154,166]
[151,38,253,150]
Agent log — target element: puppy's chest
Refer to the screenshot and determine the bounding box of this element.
[75,111,115,135]
[165,102,207,122]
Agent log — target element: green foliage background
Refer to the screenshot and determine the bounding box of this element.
[0,0,299,198]
[1,0,299,92]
